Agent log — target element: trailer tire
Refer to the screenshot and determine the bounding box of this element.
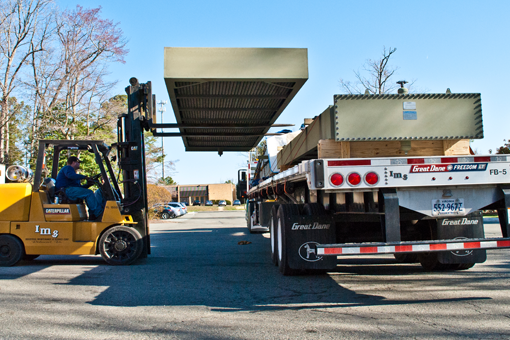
[454,263,475,270]
[277,204,300,275]
[99,226,143,265]
[302,203,327,216]
[246,201,256,233]
[394,253,418,263]
[248,213,256,234]
[270,204,280,266]
[418,252,452,271]
[0,235,24,267]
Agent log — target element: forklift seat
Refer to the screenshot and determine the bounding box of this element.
[57,187,84,204]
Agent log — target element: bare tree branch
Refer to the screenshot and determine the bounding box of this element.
[339,46,400,95]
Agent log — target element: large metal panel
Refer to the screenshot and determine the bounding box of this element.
[164,47,308,152]
[334,93,483,141]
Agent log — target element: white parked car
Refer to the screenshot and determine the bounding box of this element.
[177,202,188,214]
[152,203,183,219]
[167,202,186,215]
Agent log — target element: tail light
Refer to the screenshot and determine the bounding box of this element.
[364,172,379,185]
[347,172,361,186]
[330,173,344,186]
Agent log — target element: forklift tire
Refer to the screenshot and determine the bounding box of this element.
[99,226,143,265]
[270,204,280,266]
[277,204,300,275]
[0,235,24,267]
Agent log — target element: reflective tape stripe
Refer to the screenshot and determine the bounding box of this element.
[430,243,447,250]
[412,244,430,252]
[342,247,361,254]
[377,246,395,253]
[318,238,510,256]
[446,243,465,250]
[360,246,378,254]
[498,240,510,247]
[464,241,481,249]
[395,245,413,252]
[328,160,371,167]
[327,155,506,168]
[481,241,498,248]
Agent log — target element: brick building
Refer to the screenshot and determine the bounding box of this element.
[162,183,236,205]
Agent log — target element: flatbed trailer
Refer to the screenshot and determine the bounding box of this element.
[246,91,510,275]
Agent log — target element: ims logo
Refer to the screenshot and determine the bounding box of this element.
[35,225,59,238]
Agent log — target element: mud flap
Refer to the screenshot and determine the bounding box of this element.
[282,214,337,271]
[259,202,278,227]
[436,211,486,264]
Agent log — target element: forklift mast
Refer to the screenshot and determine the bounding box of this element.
[116,77,156,258]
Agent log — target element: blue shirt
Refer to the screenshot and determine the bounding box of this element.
[55,165,87,191]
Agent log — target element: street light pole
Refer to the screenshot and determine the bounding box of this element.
[157,100,167,182]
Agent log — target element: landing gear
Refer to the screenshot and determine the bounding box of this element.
[99,226,143,265]
[0,235,23,267]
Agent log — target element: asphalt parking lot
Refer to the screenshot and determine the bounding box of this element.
[1,212,509,339]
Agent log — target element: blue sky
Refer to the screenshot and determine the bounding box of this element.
[61,0,510,184]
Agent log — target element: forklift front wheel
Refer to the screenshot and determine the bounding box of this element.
[0,235,24,267]
[99,226,143,265]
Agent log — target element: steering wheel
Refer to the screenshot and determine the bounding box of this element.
[87,173,103,187]
[91,174,102,181]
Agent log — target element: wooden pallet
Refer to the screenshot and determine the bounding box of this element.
[317,139,471,159]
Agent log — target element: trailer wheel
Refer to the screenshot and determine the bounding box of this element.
[394,253,418,263]
[418,252,452,271]
[270,204,280,266]
[0,235,23,267]
[302,203,327,216]
[99,226,143,265]
[454,263,475,270]
[277,204,300,275]
[248,213,255,234]
[246,201,255,233]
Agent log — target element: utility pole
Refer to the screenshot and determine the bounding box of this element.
[157,100,167,181]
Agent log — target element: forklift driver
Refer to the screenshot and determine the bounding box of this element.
[55,156,105,221]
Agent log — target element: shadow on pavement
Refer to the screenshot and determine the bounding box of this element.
[40,222,490,311]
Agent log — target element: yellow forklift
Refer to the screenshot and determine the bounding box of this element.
[0,78,154,266]
[0,140,143,266]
